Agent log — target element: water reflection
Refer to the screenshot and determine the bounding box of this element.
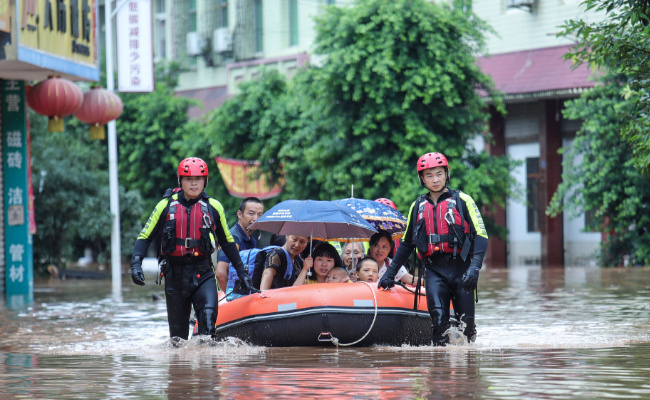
[1,266,649,399]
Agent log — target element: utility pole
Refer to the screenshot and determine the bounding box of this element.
[105,0,122,298]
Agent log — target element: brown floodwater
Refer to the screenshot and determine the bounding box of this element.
[1,266,649,399]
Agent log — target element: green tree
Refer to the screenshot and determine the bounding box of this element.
[559,0,650,174]
[31,114,145,274]
[201,70,289,213]
[117,82,201,210]
[547,73,650,266]
[203,0,517,238]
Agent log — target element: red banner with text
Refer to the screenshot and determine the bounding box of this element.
[215,156,282,199]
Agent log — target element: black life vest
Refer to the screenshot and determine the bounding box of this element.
[160,192,216,257]
[413,191,471,260]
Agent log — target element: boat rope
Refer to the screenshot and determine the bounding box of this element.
[395,281,427,296]
[326,281,378,347]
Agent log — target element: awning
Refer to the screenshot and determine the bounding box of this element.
[478,45,596,100]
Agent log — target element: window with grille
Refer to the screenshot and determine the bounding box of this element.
[289,0,298,46]
[219,0,228,28]
[254,0,263,52]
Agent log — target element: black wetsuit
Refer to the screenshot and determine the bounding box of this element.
[390,188,488,346]
[132,190,243,339]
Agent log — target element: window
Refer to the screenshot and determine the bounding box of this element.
[526,157,541,232]
[584,209,598,232]
[254,0,263,52]
[219,0,228,28]
[189,0,197,32]
[289,0,298,46]
[154,0,166,60]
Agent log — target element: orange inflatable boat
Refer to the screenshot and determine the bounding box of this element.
[201,282,439,347]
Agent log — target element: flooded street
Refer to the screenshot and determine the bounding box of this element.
[1,266,649,399]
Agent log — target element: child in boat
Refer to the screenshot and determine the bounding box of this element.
[325,267,351,283]
[356,257,380,283]
[294,242,342,285]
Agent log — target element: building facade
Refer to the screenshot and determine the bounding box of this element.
[475,0,603,267]
[157,0,604,268]
[155,0,343,117]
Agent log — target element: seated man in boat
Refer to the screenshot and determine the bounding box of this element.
[254,235,310,290]
[356,257,380,283]
[215,197,264,292]
[294,242,342,285]
[325,267,351,283]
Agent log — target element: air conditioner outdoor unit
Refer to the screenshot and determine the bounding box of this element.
[506,0,535,12]
[186,32,206,56]
[213,28,233,53]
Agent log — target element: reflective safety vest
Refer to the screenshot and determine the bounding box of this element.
[160,193,216,257]
[414,191,471,260]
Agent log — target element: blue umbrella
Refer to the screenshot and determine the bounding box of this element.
[332,198,407,241]
[249,200,377,241]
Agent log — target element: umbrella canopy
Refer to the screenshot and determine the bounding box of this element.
[332,198,408,241]
[249,200,377,240]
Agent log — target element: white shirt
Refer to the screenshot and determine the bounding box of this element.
[378,257,408,281]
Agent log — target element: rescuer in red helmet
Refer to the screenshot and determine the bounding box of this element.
[130,157,255,341]
[378,152,488,346]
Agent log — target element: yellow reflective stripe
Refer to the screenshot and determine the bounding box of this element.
[137,198,170,240]
[404,200,417,236]
[208,198,235,243]
[458,192,488,239]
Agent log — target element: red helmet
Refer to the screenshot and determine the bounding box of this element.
[178,157,208,177]
[417,152,448,172]
[417,152,449,188]
[375,198,397,210]
[177,157,209,186]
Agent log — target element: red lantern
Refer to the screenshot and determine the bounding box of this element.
[26,76,83,132]
[73,86,124,140]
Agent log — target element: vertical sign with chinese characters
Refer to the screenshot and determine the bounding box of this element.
[2,80,33,301]
[117,0,154,92]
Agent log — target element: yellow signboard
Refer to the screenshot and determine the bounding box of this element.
[0,0,11,33]
[17,0,98,71]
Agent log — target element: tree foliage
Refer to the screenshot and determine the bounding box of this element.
[203,0,516,237]
[31,113,145,273]
[30,62,197,272]
[547,73,650,266]
[559,0,650,174]
[117,81,201,210]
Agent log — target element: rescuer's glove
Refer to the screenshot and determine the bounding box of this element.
[461,265,480,293]
[377,262,398,290]
[234,261,259,294]
[130,255,145,286]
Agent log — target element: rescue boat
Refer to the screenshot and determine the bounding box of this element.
[205,282,436,347]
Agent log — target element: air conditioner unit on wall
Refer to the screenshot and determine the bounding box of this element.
[213,28,233,53]
[186,32,206,56]
[506,0,535,12]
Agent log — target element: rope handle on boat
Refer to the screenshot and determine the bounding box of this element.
[218,288,266,303]
[321,281,378,347]
[395,281,427,296]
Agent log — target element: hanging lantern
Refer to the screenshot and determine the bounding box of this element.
[73,86,124,140]
[26,76,83,132]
